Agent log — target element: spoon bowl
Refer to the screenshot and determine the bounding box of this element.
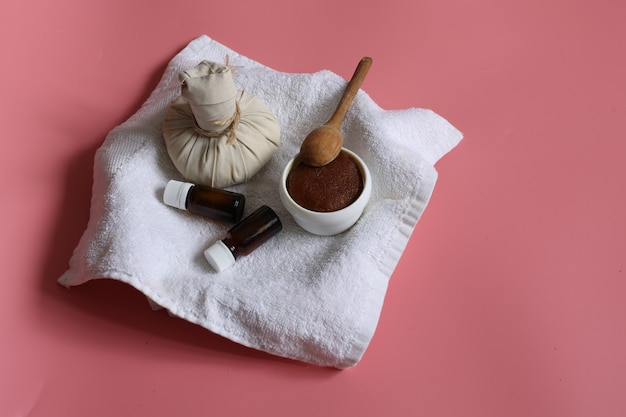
[299,125,343,167]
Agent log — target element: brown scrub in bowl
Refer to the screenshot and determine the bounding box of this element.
[286,150,364,212]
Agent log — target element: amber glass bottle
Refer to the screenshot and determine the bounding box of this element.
[204,205,282,272]
[163,180,245,222]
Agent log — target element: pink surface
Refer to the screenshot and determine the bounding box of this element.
[2,0,625,415]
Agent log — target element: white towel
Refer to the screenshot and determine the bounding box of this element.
[58,35,462,368]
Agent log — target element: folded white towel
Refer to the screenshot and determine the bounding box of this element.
[58,35,462,368]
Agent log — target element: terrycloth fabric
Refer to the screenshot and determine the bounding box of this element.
[58,35,462,368]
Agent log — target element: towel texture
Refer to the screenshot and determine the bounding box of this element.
[58,35,462,368]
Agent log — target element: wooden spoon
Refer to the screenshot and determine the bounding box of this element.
[299,57,373,167]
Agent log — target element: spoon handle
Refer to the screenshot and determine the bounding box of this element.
[326,57,373,128]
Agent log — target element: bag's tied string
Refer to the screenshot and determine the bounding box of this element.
[192,101,241,145]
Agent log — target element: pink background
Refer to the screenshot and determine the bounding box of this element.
[2,0,625,415]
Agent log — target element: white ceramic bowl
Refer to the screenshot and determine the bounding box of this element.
[279,148,372,236]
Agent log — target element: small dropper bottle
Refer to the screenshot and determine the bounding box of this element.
[163,180,245,223]
[204,205,282,272]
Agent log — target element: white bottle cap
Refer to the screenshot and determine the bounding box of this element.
[204,240,236,272]
[163,180,194,210]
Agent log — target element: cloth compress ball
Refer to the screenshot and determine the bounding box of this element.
[162,60,280,188]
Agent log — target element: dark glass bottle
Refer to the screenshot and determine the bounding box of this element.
[204,205,282,272]
[163,180,245,222]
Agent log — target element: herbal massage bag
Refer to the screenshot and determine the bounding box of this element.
[162,60,280,188]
